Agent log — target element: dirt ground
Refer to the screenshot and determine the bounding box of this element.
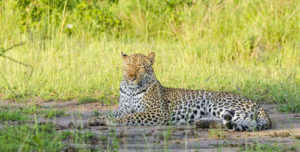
[1,100,300,152]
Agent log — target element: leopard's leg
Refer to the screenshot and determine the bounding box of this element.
[102,109,169,126]
[194,115,223,129]
[88,109,127,126]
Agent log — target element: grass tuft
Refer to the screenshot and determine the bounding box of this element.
[241,143,299,152]
[41,110,69,119]
[0,109,29,121]
[0,124,64,151]
[278,103,300,113]
[78,97,99,104]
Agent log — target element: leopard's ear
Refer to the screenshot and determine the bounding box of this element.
[147,52,155,65]
[121,52,128,60]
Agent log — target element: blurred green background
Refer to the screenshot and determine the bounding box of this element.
[0,0,299,112]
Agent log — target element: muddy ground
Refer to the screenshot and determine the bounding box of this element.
[1,101,300,152]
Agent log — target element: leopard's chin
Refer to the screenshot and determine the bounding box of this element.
[126,82,139,89]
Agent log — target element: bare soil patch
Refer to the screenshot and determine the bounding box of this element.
[1,101,300,151]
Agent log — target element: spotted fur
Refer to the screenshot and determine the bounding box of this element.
[89,52,272,131]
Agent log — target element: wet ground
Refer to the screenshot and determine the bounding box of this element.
[1,101,300,151]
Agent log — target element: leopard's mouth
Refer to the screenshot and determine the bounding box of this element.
[126,79,143,88]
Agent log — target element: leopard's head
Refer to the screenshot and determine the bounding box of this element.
[121,52,155,87]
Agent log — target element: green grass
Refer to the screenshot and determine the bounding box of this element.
[241,143,299,152]
[0,123,65,151]
[0,106,68,121]
[278,102,300,113]
[78,97,99,104]
[61,131,95,140]
[208,129,226,139]
[0,107,29,121]
[41,109,69,119]
[0,0,299,113]
[0,107,97,151]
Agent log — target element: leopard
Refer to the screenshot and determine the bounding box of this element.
[88,52,272,131]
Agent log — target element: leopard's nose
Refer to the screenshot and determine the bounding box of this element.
[129,77,136,82]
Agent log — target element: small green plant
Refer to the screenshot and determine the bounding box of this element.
[163,126,173,151]
[93,110,100,116]
[208,129,226,139]
[60,131,72,140]
[108,128,121,151]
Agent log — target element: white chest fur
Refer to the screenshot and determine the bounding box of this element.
[119,81,147,114]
